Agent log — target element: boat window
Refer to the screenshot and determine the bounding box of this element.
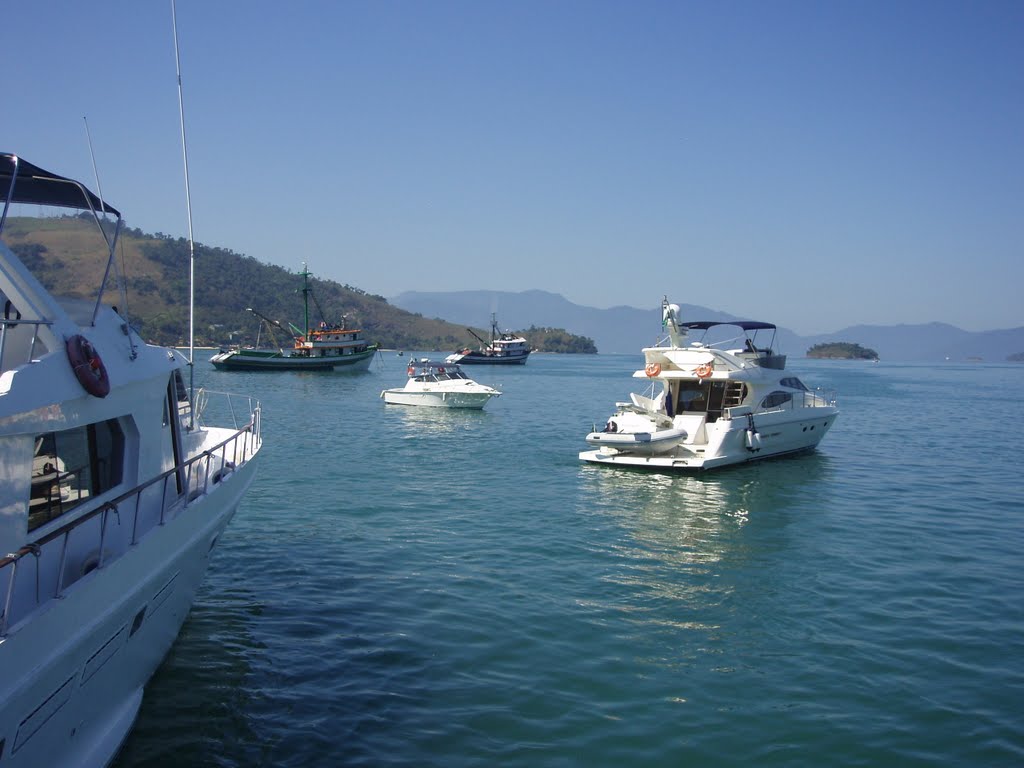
[780,377,808,391]
[760,391,793,409]
[675,382,709,413]
[29,419,125,532]
[171,369,193,432]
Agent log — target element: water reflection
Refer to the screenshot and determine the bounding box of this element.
[382,401,491,436]
[581,455,830,552]
[575,453,835,638]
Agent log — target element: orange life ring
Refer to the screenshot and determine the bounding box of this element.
[66,334,110,398]
[644,362,661,377]
[695,362,713,379]
[407,365,415,376]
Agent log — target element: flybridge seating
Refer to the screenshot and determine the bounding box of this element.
[676,320,787,370]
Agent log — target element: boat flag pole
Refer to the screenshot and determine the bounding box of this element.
[171,0,196,427]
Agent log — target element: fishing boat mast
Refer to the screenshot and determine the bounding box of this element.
[300,263,312,340]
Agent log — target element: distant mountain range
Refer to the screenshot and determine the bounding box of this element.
[392,289,1024,362]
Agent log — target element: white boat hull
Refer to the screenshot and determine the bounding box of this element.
[580,408,837,470]
[0,458,257,768]
[381,388,498,409]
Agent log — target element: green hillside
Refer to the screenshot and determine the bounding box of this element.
[6,215,595,353]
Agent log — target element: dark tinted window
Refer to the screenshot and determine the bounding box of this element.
[29,419,124,531]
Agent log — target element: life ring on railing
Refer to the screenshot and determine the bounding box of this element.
[695,362,714,379]
[644,362,661,377]
[66,334,110,398]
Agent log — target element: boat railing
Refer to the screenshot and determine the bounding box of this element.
[192,388,261,432]
[0,316,52,374]
[806,388,837,408]
[0,404,261,637]
[754,388,837,416]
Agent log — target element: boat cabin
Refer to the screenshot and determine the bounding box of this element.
[406,360,470,382]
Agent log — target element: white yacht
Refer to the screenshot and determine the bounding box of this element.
[0,154,262,766]
[580,298,837,471]
[381,359,501,409]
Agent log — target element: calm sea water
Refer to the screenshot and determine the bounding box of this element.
[114,354,1024,767]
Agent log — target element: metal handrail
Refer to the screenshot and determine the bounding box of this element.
[0,404,261,636]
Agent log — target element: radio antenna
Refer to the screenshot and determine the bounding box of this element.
[171,0,196,425]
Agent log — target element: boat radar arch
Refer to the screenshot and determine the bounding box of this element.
[662,298,686,348]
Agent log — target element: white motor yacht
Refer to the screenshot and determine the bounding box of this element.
[580,298,838,471]
[0,154,262,766]
[381,359,501,409]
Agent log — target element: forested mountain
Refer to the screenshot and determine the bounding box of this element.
[10,216,1019,361]
[5,216,594,353]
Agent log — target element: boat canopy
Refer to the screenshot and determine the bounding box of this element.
[1,153,120,216]
[680,320,776,332]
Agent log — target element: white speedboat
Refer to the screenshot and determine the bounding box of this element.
[381,359,501,409]
[580,298,838,471]
[0,154,262,766]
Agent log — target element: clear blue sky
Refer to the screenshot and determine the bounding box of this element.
[7,1,1022,334]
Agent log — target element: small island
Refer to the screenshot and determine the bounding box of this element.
[807,342,879,360]
[521,326,597,354]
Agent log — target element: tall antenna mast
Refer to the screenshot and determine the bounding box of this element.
[171,0,196,424]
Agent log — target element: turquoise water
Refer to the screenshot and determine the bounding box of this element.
[115,355,1024,767]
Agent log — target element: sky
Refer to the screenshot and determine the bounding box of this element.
[6,1,1022,334]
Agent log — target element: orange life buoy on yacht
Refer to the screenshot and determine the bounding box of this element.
[695,362,713,379]
[644,362,661,377]
[66,334,110,398]
[407,365,415,376]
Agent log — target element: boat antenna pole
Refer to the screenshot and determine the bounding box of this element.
[172,0,196,428]
[300,263,311,339]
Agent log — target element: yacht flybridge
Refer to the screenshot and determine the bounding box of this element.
[580,298,837,471]
[0,154,262,766]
